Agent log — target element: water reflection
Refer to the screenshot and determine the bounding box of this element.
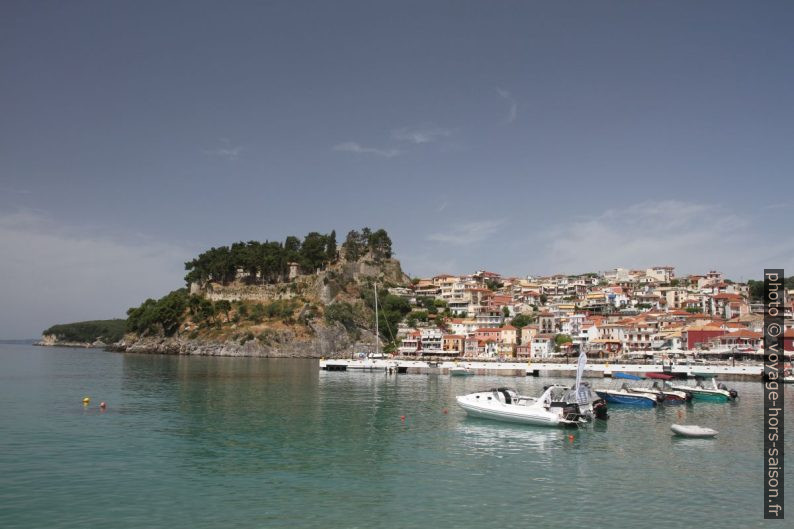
[455,420,562,454]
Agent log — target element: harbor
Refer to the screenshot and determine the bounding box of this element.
[320,358,765,381]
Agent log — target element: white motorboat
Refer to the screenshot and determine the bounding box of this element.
[449,366,474,376]
[456,386,588,427]
[671,424,718,438]
[669,375,738,402]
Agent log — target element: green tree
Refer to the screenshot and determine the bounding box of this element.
[485,278,503,291]
[250,303,266,324]
[747,280,764,301]
[126,289,189,336]
[300,232,329,273]
[554,334,573,345]
[215,300,232,322]
[344,230,363,261]
[325,302,357,334]
[284,236,301,264]
[368,229,392,260]
[511,313,533,329]
[326,230,337,262]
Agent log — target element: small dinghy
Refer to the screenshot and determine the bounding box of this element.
[671,424,718,438]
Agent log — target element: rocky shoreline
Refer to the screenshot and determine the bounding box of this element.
[35,334,108,349]
[109,323,377,359]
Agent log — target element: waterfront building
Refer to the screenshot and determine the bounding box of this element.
[442,334,465,355]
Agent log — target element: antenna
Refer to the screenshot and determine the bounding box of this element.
[375,282,379,355]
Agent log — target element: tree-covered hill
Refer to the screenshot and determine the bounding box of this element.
[184,227,392,285]
[42,319,127,344]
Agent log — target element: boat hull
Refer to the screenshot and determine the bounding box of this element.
[629,389,688,405]
[456,396,578,427]
[671,424,718,438]
[670,386,732,402]
[595,390,657,407]
[689,391,730,402]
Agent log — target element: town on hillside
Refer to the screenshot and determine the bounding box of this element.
[386,267,794,362]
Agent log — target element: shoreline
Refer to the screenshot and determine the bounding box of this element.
[34,341,107,349]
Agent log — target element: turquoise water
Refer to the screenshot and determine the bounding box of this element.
[0,344,791,528]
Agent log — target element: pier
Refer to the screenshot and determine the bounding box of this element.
[319,359,763,381]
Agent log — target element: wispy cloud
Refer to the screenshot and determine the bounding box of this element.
[392,126,452,145]
[332,141,401,158]
[0,186,32,195]
[428,219,506,245]
[496,87,518,123]
[0,208,194,338]
[204,138,243,160]
[530,200,793,278]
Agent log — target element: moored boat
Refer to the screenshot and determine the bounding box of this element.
[595,388,660,407]
[595,372,661,407]
[627,373,691,405]
[456,386,589,427]
[449,365,474,376]
[671,424,718,438]
[669,375,738,402]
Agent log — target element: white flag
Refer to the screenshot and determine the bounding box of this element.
[575,350,588,404]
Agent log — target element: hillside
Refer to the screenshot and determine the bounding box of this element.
[114,228,412,358]
[38,319,127,347]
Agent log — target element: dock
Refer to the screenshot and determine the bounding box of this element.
[319,359,763,381]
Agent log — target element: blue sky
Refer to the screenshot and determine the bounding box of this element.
[1,1,793,338]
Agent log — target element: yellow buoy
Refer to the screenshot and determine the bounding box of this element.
[82,397,91,405]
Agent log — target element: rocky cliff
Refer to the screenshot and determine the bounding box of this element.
[115,253,410,358]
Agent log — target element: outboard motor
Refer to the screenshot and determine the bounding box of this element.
[729,389,739,399]
[655,393,665,403]
[683,391,694,402]
[592,399,609,420]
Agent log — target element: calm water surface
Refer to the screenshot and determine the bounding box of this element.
[0,344,791,528]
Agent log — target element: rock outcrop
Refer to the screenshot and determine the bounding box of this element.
[113,323,378,358]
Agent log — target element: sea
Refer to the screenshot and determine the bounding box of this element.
[0,343,791,528]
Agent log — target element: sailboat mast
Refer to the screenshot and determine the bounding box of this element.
[374,282,379,355]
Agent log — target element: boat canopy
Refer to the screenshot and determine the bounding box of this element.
[613,372,643,381]
[645,372,673,380]
[693,373,717,379]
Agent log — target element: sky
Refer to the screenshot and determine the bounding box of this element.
[1,1,793,338]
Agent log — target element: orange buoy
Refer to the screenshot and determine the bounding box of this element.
[442,408,448,414]
[82,397,90,405]
[400,415,406,421]
[99,402,107,410]
[568,434,574,443]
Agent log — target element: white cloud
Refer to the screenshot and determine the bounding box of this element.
[529,200,794,279]
[332,141,401,158]
[427,219,506,245]
[496,87,518,123]
[391,126,452,144]
[0,209,194,338]
[204,138,243,160]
